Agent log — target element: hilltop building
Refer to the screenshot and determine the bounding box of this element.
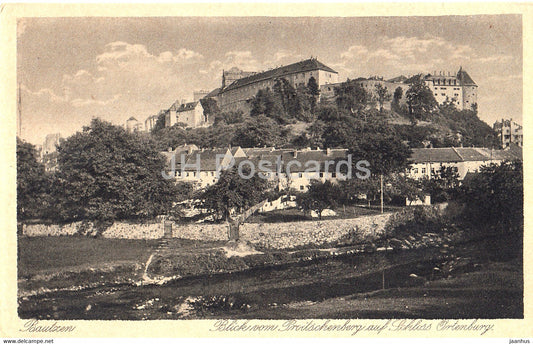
[40,133,62,173]
[42,133,61,156]
[164,100,209,128]
[422,67,478,111]
[125,117,144,132]
[493,118,523,148]
[321,67,477,112]
[144,115,158,132]
[207,58,339,113]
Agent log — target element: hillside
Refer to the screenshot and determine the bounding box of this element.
[151,78,499,150]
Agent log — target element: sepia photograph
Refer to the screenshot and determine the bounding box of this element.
[13,13,524,324]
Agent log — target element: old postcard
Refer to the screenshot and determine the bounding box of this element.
[0,2,531,341]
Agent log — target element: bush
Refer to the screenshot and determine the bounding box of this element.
[386,205,444,237]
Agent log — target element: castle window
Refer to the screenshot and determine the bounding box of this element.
[435,93,438,96]
[300,185,304,190]
[441,93,445,96]
[421,168,426,174]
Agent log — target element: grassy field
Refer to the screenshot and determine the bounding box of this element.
[225,259,523,319]
[247,205,396,223]
[17,236,158,277]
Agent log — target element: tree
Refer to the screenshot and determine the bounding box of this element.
[393,86,403,102]
[54,118,179,224]
[457,160,523,234]
[347,117,411,175]
[17,138,51,221]
[232,115,289,148]
[392,87,405,114]
[296,180,341,220]
[200,166,270,223]
[345,117,412,212]
[334,80,369,115]
[375,84,392,113]
[250,88,284,121]
[151,123,188,151]
[405,75,438,124]
[199,97,220,122]
[307,76,320,97]
[306,76,320,111]
[213,110,244,126]
[152,111,167,133]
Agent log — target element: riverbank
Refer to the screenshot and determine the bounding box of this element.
[18,236,522,319]
[17,228,454,297]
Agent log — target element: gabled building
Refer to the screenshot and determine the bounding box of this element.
[165,100,209,128]
[423,67,478,111]
[407,146,522,180]
[212,58,339,113]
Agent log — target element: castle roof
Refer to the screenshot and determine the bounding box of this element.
[456,67,477,86]
[204,87,221,98]
[222,58,337,92]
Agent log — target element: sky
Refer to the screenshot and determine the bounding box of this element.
[17,15,522,145]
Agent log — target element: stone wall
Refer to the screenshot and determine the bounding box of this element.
[22,213,393,249]
[240,213,391,250]
[171,223,228,241]
[102,223,162,239]
[23,223,81,237]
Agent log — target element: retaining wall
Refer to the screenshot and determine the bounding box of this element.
[22,213,393,249]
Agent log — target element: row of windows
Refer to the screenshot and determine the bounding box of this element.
[433,79,458,86]
[177,171,343,179]
[411,166,458,174]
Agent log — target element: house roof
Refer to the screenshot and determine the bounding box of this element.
[182,148,231,171]
[489,144,522,161]
[453,147,490,161]
[410,148,462,163]
[171,101,201,113]
[222,58,337,92]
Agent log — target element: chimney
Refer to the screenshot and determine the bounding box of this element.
[326,148,331,156]
[168,147,172,152]
[292,151,298,158]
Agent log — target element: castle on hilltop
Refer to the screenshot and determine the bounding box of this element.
[207,57,340,113]
[145,58,478,130]
[422,67,478,111]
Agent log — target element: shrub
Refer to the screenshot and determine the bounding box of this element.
[385,205,444,237]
